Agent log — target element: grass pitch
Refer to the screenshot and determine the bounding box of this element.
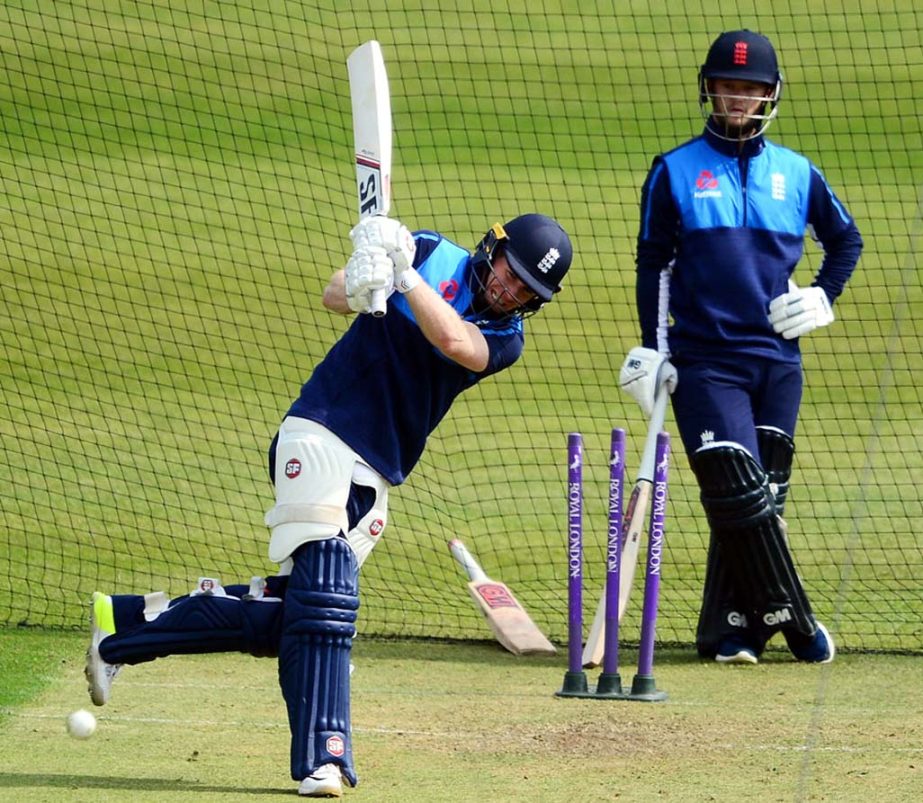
[1,629,921,802]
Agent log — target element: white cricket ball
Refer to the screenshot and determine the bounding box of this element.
[66,708,97,739]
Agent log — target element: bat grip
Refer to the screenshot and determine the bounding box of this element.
[638,388,669,482]
[369,288,386,317]
[448,539,488,582]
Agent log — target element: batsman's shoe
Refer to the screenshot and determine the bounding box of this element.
[715,636,759,665]
[85,591,122,706]
[786,621,836,664]
[298,763,344,798]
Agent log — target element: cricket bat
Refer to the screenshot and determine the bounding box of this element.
[581,387,669,667]
[347,40,393,317]
[448,538,557,656]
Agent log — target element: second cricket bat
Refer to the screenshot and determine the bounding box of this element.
[448,538,556,656]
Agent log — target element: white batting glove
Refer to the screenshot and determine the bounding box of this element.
[619,346,677,417]
[768,281,834,340]
[350,215,416,269]
[344,246,394,314]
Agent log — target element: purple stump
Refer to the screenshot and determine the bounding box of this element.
[557,432,590,696]
[596,428,626,695]
[629,431,670,701]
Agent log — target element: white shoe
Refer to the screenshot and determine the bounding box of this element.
[85,592,122,706]
[714,636,759,665]
[298,764,344,798]
[715,647,758,665]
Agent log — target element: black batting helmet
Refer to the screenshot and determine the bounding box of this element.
[473,213,573,309]
[698,30,783,140]
[700,30,781,86]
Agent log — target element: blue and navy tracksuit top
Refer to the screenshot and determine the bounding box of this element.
[286,232,524,485]
[636,127,862,364]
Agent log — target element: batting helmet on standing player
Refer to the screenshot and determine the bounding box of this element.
[698,30,783,139]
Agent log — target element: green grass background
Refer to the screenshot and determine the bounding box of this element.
[0,1,921,652]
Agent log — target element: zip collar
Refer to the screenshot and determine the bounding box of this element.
[702,125,765,159]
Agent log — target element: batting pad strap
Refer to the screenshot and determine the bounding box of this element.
[756,426,795,513]
[142,591,170,621]
[264,503,348,531]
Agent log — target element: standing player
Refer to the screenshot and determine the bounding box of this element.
[620,30,862,665]
[84,212,573,796]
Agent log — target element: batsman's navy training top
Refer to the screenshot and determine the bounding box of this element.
[286,231,524,485]
[636,126,862,363]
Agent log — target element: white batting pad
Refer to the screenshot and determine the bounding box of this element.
[266,418,355,563]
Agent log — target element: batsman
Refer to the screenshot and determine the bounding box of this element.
[620,30,862,665]
[84,211,573,796]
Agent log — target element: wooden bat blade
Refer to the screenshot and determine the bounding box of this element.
[347,40,392,219]
[466,580,557,656]
[449,539,556,656]
[347,40,393,317]
[617,482,653,613]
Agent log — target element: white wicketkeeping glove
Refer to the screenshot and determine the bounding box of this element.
[619,346,678,417]
[344,246,394,314]
[768,281,834,340]
[350,215,419,293]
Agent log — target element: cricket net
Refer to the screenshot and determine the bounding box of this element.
[1,2,920,653]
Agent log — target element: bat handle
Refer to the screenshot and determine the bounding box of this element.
[369,288,387,317]
[638,388,669,481]
[448,539,488,582]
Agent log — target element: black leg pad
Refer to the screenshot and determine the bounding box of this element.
[690,443,816,638]
[695,531,762,657]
